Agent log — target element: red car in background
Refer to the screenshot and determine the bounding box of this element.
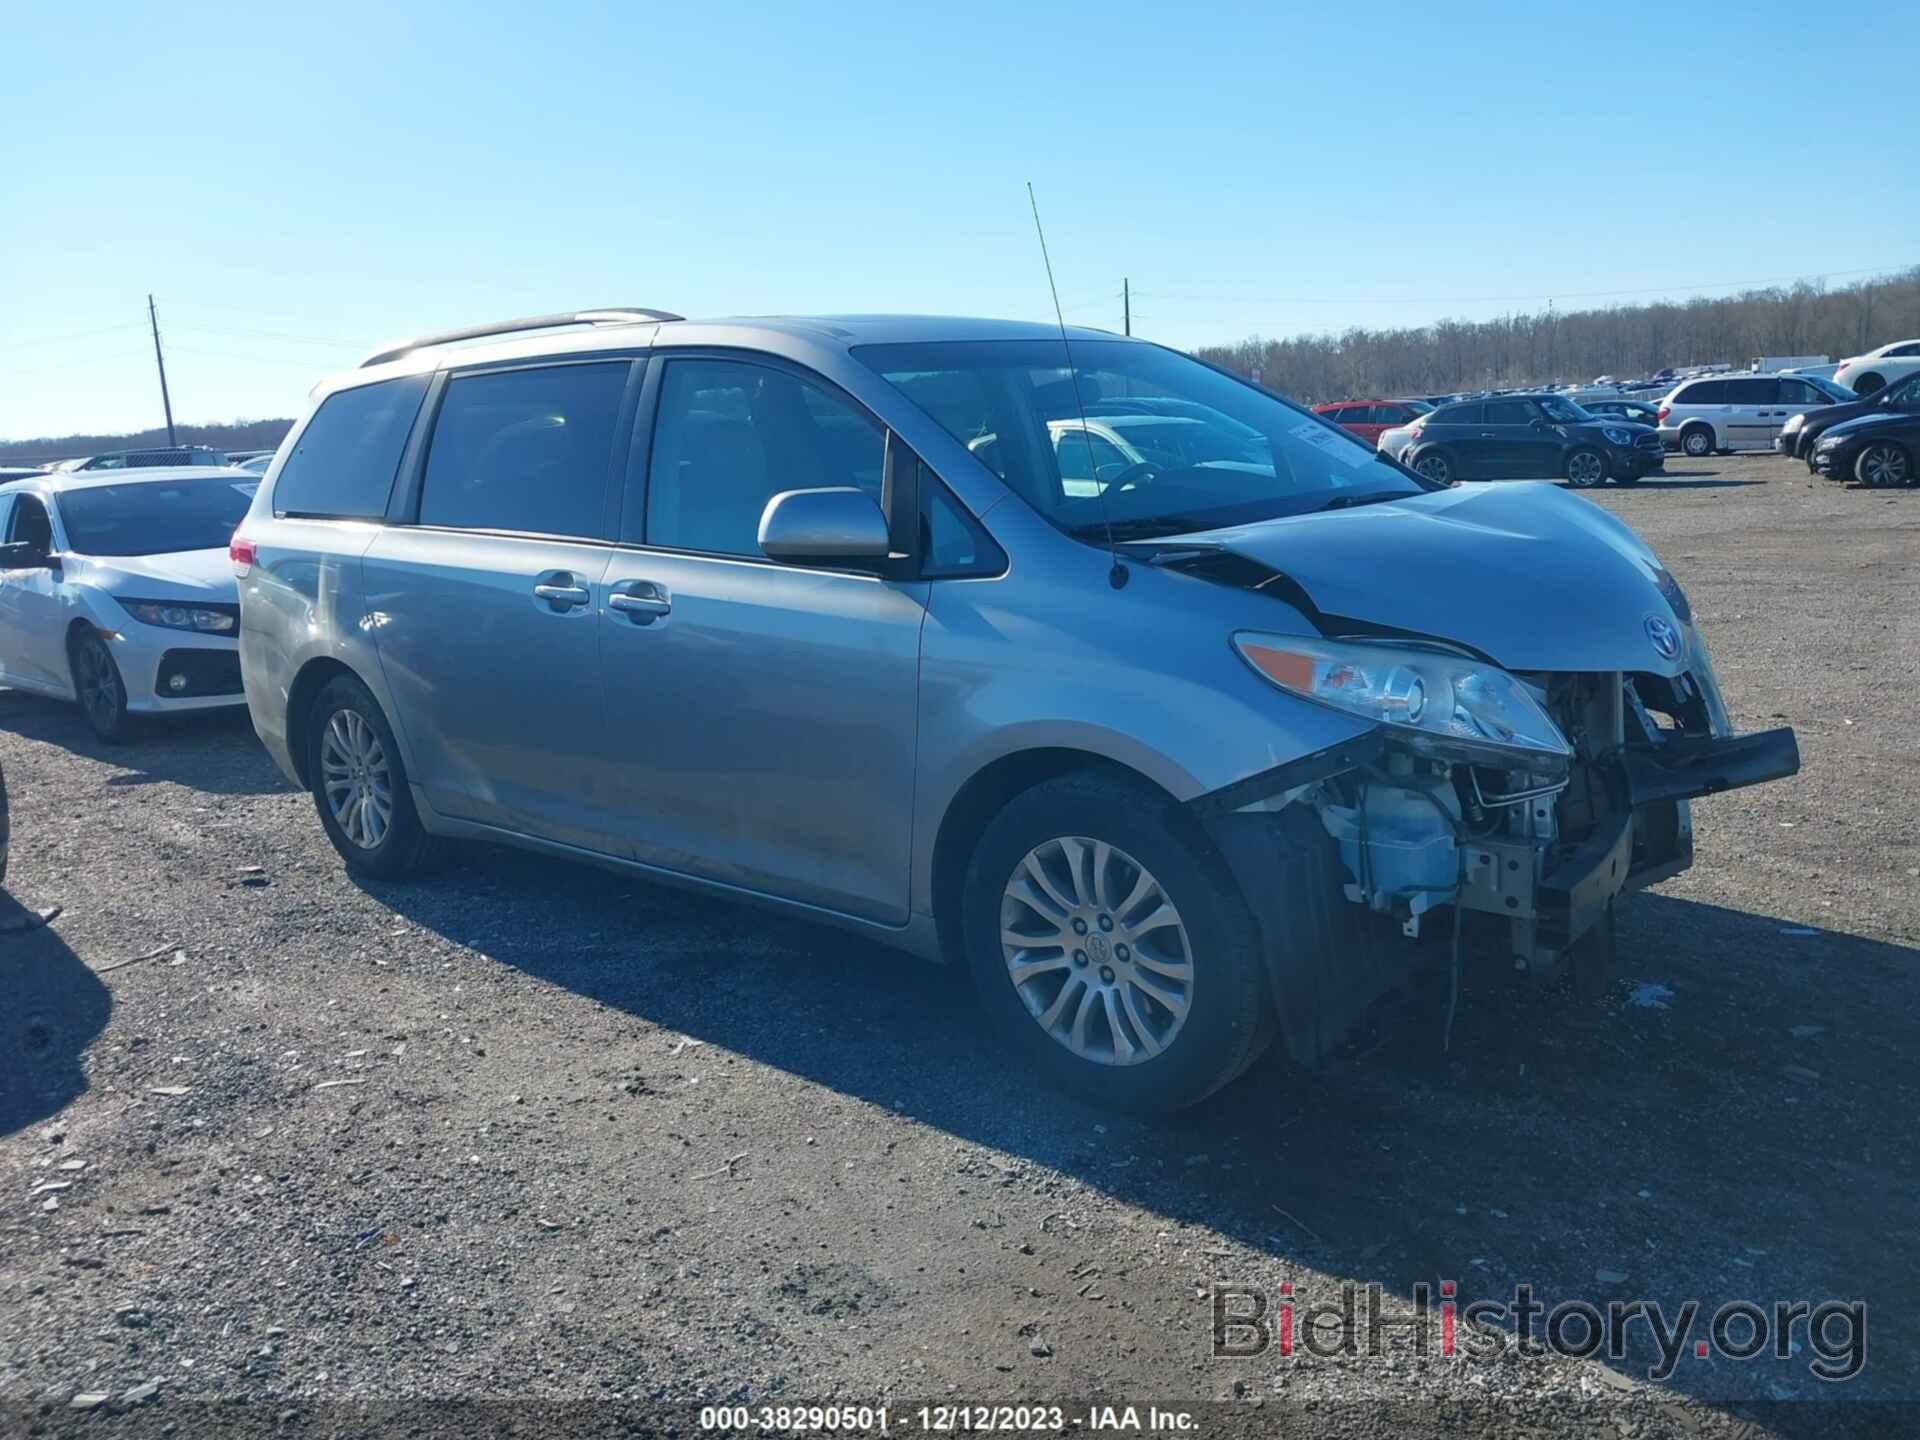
[1313,398,1432,445]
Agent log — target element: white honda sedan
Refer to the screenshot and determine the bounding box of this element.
[0,466,258,740]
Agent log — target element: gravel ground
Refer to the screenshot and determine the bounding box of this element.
[1,453,1915,1438]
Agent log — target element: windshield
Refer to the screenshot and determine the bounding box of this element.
[1537,396,1594,423]
[57,476,258,556]
[854,339,1429,540]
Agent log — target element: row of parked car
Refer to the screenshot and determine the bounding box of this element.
[1314,341,1920,488]
[0,306,1805,1111]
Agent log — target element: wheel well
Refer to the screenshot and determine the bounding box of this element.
[63,619,98,681]
[929,749,1178,965]
[1855,372,1885,394]
[283,658,360,788]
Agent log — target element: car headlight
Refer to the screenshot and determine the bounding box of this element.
[1602,426,1635,446]
[1814,434,1841,452]
[1783,413,1805,433]
[115,597,238,634]
[1233,634,1572,770]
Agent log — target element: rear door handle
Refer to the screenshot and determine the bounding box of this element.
[608,579,672,625]
[532,571,593,612]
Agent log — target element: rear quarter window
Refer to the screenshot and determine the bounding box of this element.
[1431,403,1481,425]
[1677,381,1727,404]
[271,374,430,519]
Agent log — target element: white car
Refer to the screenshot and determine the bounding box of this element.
[1834,339,1920,397]
[0,467,257,740]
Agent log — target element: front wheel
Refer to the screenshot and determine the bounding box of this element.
[962,772,1274,1113]
[1564,448,1607,488]
[1855,441,1912,488]
[69,629,131,742]
[307,675,436,879]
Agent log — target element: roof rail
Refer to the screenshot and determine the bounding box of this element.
[359,307,683,368]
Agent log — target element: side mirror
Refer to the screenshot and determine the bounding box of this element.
[0,541,52,571]
[758,487,891,566]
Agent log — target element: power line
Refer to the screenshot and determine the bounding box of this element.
[0,320,147,353]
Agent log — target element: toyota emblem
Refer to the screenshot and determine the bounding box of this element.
[1645,615,1681,661]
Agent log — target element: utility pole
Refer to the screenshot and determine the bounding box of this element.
[148,293,176,445]
[1123,278,1131,337]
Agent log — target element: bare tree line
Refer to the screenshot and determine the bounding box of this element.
[0,417,293,466]
[1196,267,1920,402]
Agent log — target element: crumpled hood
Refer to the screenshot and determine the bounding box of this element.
[80,547,236,598]
[1168,482,1694,675]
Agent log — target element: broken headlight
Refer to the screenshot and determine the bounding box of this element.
[1233,633,1572,770]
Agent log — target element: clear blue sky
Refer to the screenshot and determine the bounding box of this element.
[4,0,1915,440]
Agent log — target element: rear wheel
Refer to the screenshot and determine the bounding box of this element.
[1855,441,1912,488]
[1853,372,1886,397]
[68,629,130,743]
[307,675,436,879]
[1564,448,1607,488]
[962,772,1274,1113]
[1680,425,1715,459]
[1412,450,1455,485]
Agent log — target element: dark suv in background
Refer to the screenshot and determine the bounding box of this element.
[1395,393,1663,487]
[1778,372,1920,467]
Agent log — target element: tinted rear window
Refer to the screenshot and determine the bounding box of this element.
[1432,403,1482,424]
[419,362,629,538]
[273,375,429,519]
[1677,380,1727,404]
[1725,379,1778,404]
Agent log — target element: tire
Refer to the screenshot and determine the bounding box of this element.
[1680,425,1714,459]
[1853,372,1885,397]
[0,758,9,889]
[961,771,1274,1113]
[1854,441,1912,489]
[68,628,131,743]
[1412,449,1455,485]
[1564,448,1608,488]
[306,675,436,879]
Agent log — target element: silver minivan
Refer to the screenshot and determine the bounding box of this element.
[1657,374,1847,457]
[235,310,1798,1111]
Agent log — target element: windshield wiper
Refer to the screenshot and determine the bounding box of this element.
[1317,490,1414,511]
[1067,515,1217,542]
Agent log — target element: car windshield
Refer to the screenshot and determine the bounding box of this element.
[855,339,1428,540]
[1537,396,1594,423]
[57,476,258,556]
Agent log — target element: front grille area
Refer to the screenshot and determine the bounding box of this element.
[154,649,242,699]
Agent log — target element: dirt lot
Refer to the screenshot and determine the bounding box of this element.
[2,453,1916,1438]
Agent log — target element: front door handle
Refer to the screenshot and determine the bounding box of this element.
[532,570,593,612]
[608,579,672,625]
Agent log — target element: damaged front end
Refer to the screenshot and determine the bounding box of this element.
[1194,650,1798,1065]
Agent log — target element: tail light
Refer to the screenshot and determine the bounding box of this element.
[229,534,257,577]
[1656,405,1670,423]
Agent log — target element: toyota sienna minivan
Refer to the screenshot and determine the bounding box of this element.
[235,308,1798,1111]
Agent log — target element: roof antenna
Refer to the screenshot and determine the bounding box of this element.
[1027,182,1127,590]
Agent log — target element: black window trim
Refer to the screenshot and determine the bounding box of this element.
[385,353,647,547]
[273,371,434,522]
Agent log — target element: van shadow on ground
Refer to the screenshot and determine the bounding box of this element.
[363,843,1919,1432]
[0,894,109,1139]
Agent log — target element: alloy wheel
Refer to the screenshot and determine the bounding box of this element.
[1858,444,1910,488]
[1415,454,1451,484]
[1566,451,1606,487]
[74,635,121,732]
[320,707,394,850]
[999,836,1194,1066]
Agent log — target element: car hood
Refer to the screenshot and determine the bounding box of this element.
[78,547,237,598]
[1147,482,1695,675]
[1820,410,1913,442]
